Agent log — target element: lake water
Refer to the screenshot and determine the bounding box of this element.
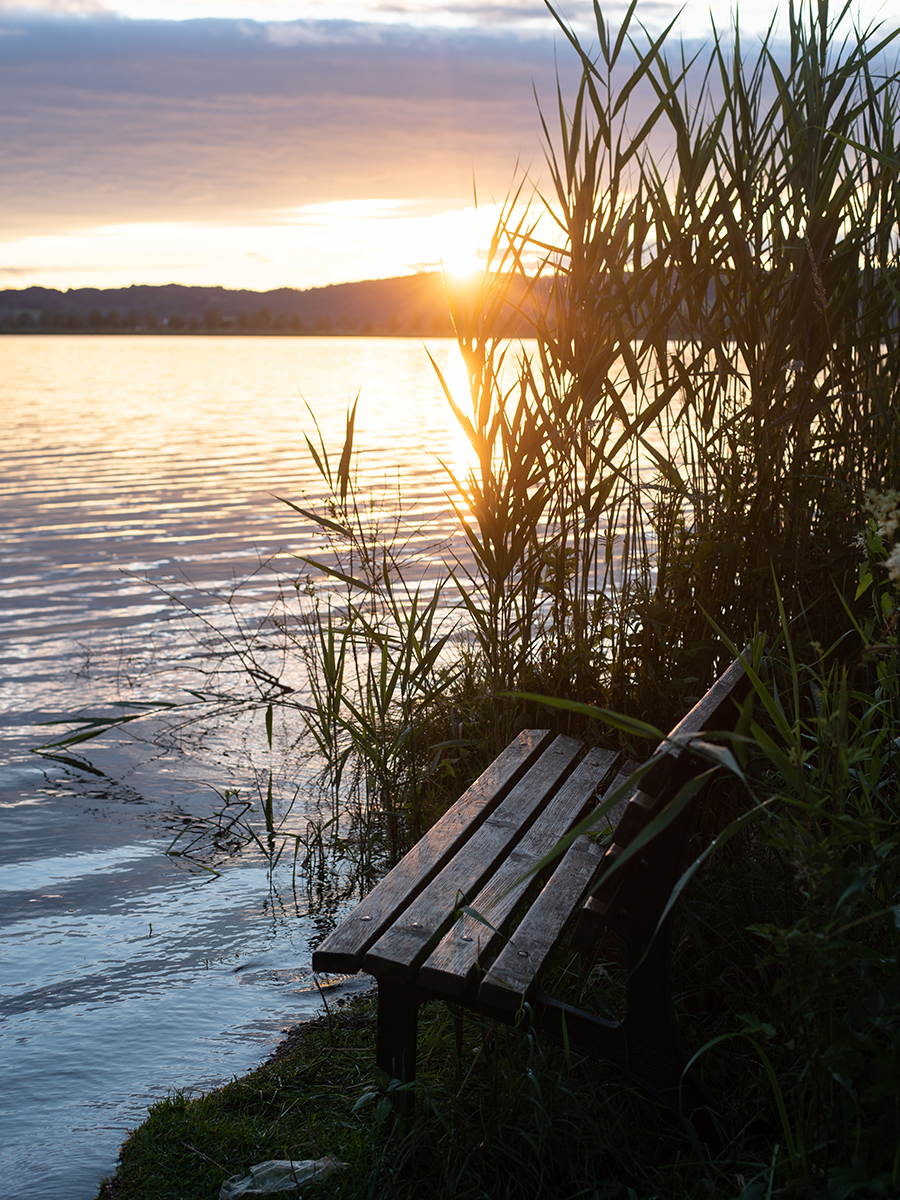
[0,335,479,1200]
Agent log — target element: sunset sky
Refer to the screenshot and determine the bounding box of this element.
[0,0,893,293]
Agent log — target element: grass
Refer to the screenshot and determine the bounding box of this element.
[90,965,784,1200]
[97,559,900,1198]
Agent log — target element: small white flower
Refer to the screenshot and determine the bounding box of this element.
[884,545,900,586]
[865,490,900,540]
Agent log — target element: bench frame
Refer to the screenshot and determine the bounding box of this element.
[313,657,748,1153]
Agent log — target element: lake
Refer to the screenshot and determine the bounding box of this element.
[0,335,479,1200]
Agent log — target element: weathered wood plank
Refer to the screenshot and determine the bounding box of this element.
[642,655,747,790]
[362,735,583,985]
[670,654,747,739]
[312,729,553,974]
[419,747,621,997]
[479,763,637,1009]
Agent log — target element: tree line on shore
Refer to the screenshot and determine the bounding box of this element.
[0,272,536,337]
[0,302,454,336]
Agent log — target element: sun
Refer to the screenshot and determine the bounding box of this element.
[440,252,484,286]
[433,204,496,285]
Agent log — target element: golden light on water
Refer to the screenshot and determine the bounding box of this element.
[438,343,482,485]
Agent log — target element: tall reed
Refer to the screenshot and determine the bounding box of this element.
[286,0,899,862]
[439,0,900,726]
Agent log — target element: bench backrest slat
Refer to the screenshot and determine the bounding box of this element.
[572,656,748,947]
[311,729,553,974]
[661,654,747,746]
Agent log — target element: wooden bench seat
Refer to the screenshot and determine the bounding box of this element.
[312,656,748,1153]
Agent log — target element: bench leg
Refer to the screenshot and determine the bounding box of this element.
[610,824,730,1156]
[375,980,420,1083]
[619,920,726,1153]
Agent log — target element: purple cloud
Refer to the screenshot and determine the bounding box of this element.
[0,14,574,234]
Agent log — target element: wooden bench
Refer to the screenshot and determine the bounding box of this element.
[312,657,748,1152]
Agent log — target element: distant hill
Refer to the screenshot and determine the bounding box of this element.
[0,273,536,337]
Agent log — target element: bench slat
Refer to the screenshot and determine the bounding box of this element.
[570,655,748,948]
[479,763,636,1009]
[656,656,747,754]
[312,729,553,973]
[362,735,583,985]
[418,747,621,997]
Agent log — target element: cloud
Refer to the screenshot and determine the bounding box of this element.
[1,3,852,287]
[0,0,594,26]
[0,13,575,238]
[0,0,109,11]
